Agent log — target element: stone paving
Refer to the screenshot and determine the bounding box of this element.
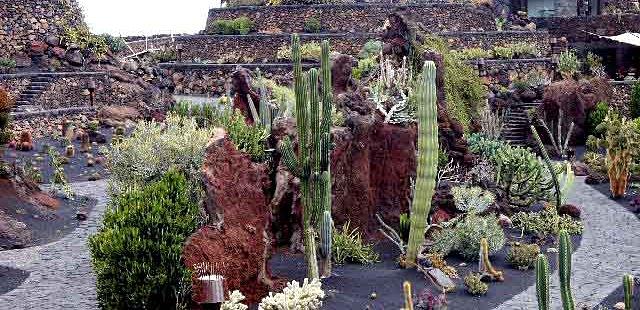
[0,177,638,309]
[0,180,107,310]
[493,177,640,310]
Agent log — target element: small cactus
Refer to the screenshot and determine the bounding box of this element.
[65,145,75,157]
[403,281,414,310]
[479,237,504,281]
[624,274,634,310]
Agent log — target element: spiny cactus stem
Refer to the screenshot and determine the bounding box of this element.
[403,281,414,310]
[531,125,562,208]
[559,230,575,310]
[624,274,633,310]
[536,254,550,310]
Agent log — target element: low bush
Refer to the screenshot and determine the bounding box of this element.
[558,50,580,79]
[0,58,17,69]
[352,56,378,80]
[106,113,214,196]
[208,17,254,35]
[258,279,325,310]
[99,34,127,53]
[358,40,383,59]
[506,243,540,270]
[451,185,495,213]
[511,207,583,236]
[332,221,379,265]
[431,213,505,260]
[89,169,200,309]
[63,25,109,58]
[303,17,322,33]
[464,273,488,296]
[451,48,492,60]
[151,48,177,63]
[276,42,322,61]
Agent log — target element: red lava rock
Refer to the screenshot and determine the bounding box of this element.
[16,131,33,151]
[50,47,66,59]
[558,204,582,219]
[182,131,279,305]
[32,192,60,210]
[572,161,589,176]
[231,67,260,125]
[30,41,48,56]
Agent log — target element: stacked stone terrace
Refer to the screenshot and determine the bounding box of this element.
[160,2,557,96]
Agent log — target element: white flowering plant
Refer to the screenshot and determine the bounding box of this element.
[258,278,325,310]
[221,290,249,310]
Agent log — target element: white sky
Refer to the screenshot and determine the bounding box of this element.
[78,0,222,36]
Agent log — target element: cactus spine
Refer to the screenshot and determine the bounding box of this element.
[624,274,634,310]
[536,254,550,310]
[280,35,333,279]
[479,238,504,281]
[406,61,439,266]
[403,281,414,310]
[531,125,562,208]
[559,230,575,310]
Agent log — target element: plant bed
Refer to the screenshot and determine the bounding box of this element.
[0,176,97,250]
[1,127,115,183]
[270,233,582,309]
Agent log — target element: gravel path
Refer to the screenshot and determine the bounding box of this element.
[493,177,640,310]
[0,180,108,310]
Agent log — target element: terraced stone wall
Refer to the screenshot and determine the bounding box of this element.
[0,0,85,58]
[206,3,497,34]
[533,14,640,43]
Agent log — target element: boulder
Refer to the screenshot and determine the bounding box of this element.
[182,131,278,305]
[29,41,48,56]
[65,49,84,66]
[45,34,60,46]
[97,105,140,127]
[50,47,66,59]
[230,67,260,124]
[572,161,590,176]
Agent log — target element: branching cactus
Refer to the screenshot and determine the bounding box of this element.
[406,61,439,266]
[280,35,333,279]
[624,274,634,310]
[559,230,575,310]
[479,237,504,281]
[531,125,562,207]
[536,254,550,310]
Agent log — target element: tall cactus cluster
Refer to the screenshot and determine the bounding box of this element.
[280,34,333,279]
[406,61,439,266]
[535,230,575,310]
[531,125,562,207]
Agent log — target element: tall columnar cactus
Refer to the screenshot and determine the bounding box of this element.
[403,281,414,310]
[531,125,562,207]
[559,230,575,310]
[280,35,333,279]
[406,61,439,266]
[536,254,550,310]
[319,210,332,277]
[624,274,634,310]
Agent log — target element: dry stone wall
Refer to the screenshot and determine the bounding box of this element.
[206,3,497,34]
[0,0,85,58]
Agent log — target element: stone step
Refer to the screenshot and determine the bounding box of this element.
[30,81,50,85]
[29,85,47,90]
[15,100,31,106]
[13,105,41,113]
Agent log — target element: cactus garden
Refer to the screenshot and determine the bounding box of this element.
[1,0,640,309]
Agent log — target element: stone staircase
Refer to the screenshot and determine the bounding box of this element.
[14,75,52,112]
[502,102,541,145]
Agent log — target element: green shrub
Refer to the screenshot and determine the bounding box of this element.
[332,221,379,265]
[0,58,16,69]
[508,43,540,58]
[420,35,485,131]
[587,101,609,137]
[631,81,640,118]
[358,40,383,59]
[63,25,109,59]
[276,42,322,61]
[506,243,540,270]
[170,102,269,161]
[493,46,514,59]
[352,56,378,80]
[208,17,254,35]
[451,48,492,60]
[99,34,126,53]
[303,17,322,33]
[106,113,214,195]
[464,273,489,295]
[223,0,265,7]
[511,208,583,236]
[152,48,177,63]
[558,51,580,79]
[468,133,556,207]
[431,213,505,261]
[89,169,199,309]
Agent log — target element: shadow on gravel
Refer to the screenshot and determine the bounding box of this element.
[0,266,29,295]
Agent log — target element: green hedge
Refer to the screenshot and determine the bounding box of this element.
[207,17,254,35]
[89,169,200,309]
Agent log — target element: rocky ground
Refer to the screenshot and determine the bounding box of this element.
[0,177,635,309]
